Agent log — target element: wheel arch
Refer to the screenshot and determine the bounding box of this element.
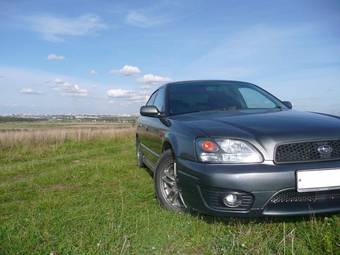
[162,140,173,152]
[162,135,178,158]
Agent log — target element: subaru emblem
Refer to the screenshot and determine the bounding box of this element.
[317,144,333,155]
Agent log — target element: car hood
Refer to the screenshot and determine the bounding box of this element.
[170,110,340,159]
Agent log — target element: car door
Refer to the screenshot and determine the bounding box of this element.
[140,87,168,168]
[138,90,157,156]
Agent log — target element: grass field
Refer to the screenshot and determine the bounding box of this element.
[0,127,339,254]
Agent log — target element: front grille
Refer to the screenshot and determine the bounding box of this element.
[275,140,340,163]
[269,189,340,204]
[200,186,254,211]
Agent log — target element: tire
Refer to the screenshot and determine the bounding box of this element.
[154,150,187,213]
[136,140,145,168]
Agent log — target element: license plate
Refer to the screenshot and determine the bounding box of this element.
[297,168,340,192]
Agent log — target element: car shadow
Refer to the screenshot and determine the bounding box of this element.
[142,166,154,178]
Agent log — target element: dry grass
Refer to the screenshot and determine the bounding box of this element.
[0,127,135,148]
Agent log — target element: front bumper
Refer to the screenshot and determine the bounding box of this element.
[177,158,340,217]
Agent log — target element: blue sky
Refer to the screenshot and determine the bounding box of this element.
[0,0,339,115]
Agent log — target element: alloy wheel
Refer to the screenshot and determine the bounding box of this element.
[159,162,186,210]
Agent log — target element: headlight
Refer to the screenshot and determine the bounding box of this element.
[196,138,263,163]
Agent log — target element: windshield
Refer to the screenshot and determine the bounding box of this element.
[167,82,286,115]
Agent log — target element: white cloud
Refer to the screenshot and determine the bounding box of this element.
[52,79,88,97]
[107,88,148,103]
[53,78,64,84]
[107,89,132,98]
[47,54,64,61]
[89,69,97,75]
[126,10,170,28]
[0,66,132,115]
[137,74,171,85]
[110,65,141,76]
[20,88,43,95]
[27,14,108,42]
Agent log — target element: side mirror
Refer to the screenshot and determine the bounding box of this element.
[140,105,160,117]
[282,101,293,109]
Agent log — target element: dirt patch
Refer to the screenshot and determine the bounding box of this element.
[44,183,79,191]
[12,175,28,181]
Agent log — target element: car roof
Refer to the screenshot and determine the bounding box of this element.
[164,80,253,87]
[153,80,255,92]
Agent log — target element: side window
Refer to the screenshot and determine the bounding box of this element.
[153,87,165,112]
[146,91,158,106]
[239,87,276,109]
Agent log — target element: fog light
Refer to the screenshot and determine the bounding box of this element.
[223,193,242,207]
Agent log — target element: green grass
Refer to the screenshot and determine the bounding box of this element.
[1,136,339,254]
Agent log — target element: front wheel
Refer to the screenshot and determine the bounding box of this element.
[154,150,187,212]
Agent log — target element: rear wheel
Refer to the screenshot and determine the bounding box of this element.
[155,150,187,212]
[136,141,145,168]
